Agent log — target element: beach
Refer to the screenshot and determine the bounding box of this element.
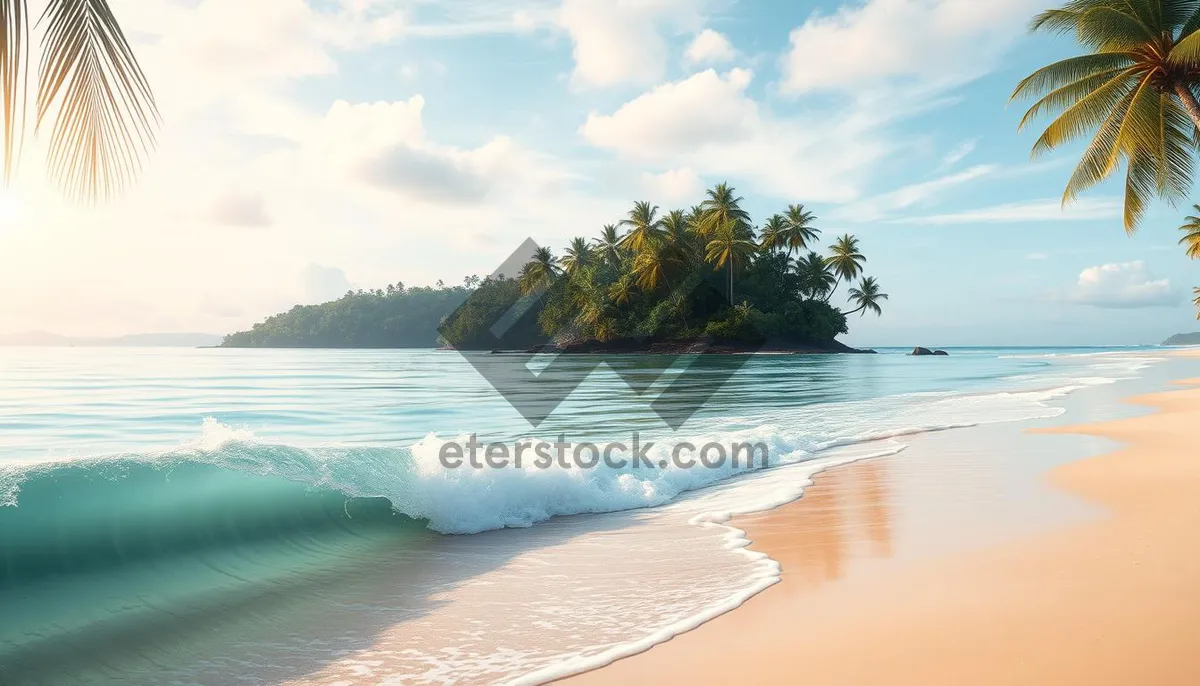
[0,347,1186,684]
[566,352,1200,685]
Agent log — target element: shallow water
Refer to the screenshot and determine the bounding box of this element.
[0,345,1181,684]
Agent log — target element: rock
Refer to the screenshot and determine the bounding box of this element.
[912,347,949,356]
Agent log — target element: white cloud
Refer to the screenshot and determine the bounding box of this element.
[685,28,735,65]
[308,97,571,208]
[300,264,355,305]
[1026,252,1049,261]
[891,198,1122,225]
[1068,261,1181,309]
[114,0,407,124]
[938,139,977,170]
[580,68,892,202]
[557,0,706,88]
[829,164,995,221]
[779,0,1038,95]
[640,168,704,203]
[581,68,757,153]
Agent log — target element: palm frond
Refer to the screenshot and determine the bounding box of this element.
[37,0,159,202]
[1123,147,1157,231]
[1031,7,1085,34]
[1012,52,1133,102]
[1173,28,1200,62]
[0,0,28,184]
[1017,67,1127,130]
[1031,67,1141,156]
[1074,5,1157,49]
[1180,3,1200,38]
[1180,205,1200,258]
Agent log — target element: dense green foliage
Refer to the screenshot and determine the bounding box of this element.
[222,283,471,348]
[442,184,885,350]
[225,184,888,350]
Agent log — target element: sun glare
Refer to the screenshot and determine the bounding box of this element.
[0,191,23,227]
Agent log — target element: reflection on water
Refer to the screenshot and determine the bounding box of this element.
[742,459,895,592]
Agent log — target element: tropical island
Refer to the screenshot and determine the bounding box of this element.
[223,184,887,353]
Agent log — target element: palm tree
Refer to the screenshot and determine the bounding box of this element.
[1194,287,1200,319]
[1,1,158,200]
[704,218,757,302]
[695,183,751,240]
[845,277,889,317]
[660,209,689,244]
[560,237,593,275]
[632,242,681,291]
[795,251,836,300]
[781,204,821,256]
[618,201,665,253]
[758,214,788,253]
[609,275,635,306]
[518,246,560,295]
[825,234,866,302]
[1180,205,1200,259]
[570,267,615,340]
[593,224,624,266]
[1011,1,1200,232]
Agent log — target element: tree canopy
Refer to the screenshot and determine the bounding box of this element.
[225,185,889,350]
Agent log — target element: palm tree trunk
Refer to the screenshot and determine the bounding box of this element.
[1173,83,1200,129]
[824,279,840,303]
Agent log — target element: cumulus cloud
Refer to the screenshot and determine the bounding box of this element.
[640,168,704,203]
[209,190,272,227]
[581,68,892,202]
[685,28,735,64]
[309,97,561,207]
[361,145,494,203]
[581,68,757,153]
[113,0,407,127]
[300,264,354,305]
[779,0,1037,95]
[557,0,705,88]
[1068,261,1181,309]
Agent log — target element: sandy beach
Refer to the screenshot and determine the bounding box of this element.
[567,356,1200,685]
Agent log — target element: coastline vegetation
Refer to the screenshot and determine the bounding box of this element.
[225,184,887,350]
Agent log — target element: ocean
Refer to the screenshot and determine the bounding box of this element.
[0,345,1181,684]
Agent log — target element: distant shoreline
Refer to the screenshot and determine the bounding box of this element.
[519,338,874,355]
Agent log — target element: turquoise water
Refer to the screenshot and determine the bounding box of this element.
[0,345,1173,684]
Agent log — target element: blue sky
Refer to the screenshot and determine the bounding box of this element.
[0,0,1195,345]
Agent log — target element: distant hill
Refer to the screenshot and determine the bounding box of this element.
[221,286,470,348]
[0,332,223,347]
[1162,332,1200,346]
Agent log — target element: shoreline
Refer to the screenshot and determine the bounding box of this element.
[565,353,1200,685]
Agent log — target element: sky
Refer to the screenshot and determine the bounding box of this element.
[0,0,1197,346]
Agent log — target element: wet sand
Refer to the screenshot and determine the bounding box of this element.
[567,363,1200,684]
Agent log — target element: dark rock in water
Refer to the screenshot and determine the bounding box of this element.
[912,347,949,356]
